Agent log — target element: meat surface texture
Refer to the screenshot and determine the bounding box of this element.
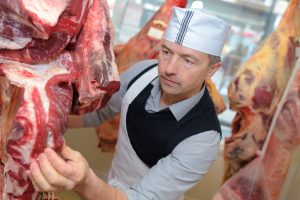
[0,0,120,199]
[0,77,15,161]
[71,0,120,114]
[214,60,300,200]
[223,0,300,181]
[0,11,33,50]
[1,53,77,200]
[217,0,300,199]
[0,0,91,64]
[0,0,70,39]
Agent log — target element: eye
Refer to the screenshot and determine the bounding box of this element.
[161,49,170,55]
[185,58,195,65]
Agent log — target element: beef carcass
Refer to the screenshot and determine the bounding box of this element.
[213,58,300,200]
[0,0,120,198]
[0,53,78,200]
[71,0,120,114]
[0,0,91,64]
[223,0,300,184]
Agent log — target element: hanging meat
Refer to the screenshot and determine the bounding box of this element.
[71,0,120,114]
[95,0,226,152]
[213,58,300,200]
[0,0,120,199]
[0,0,91,64]
[0,77,14,160]
[0,0,70,49]
[1,54,77,200]
[223,0,300,187]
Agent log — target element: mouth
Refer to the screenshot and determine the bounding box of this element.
[161,76,179,86]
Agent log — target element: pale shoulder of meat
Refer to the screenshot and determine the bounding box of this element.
[228,0,300,114]
[223,0,300,188]
[215,68,300,200]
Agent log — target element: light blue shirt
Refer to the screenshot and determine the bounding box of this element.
[83,59,220,200]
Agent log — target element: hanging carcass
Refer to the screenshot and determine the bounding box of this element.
[0,0,120,199]
[223,0,300,181]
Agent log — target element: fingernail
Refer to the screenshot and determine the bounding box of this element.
[38,153,46,160]
[25,170,31,176]
[44,148,52,154]
[30,162,38,171]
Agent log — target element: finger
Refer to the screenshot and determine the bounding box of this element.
[60,144,82,161]
[44,147,76,178]
[29,161,53,191]
[38,153,75,190]
[45,146,86,180]
[26,170,42,192]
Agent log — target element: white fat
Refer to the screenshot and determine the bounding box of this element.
[23,0,70,26]
[4,157,29,196]
[0,36,32,50]
[2,61,70,123]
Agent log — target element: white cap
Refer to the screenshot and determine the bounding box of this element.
[163,2,231,56]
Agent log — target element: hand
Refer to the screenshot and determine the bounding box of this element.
[27,144,90,192]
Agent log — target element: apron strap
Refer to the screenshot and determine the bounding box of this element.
[124,66,158,104]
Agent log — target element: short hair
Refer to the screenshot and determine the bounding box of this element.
[209,55,221,67]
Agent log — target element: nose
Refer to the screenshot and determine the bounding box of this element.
[165,56,179,75]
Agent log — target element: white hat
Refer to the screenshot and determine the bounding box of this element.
[163,2,231,56]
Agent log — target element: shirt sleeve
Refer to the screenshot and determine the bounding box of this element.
[122,130,221,200]
[82,59,158,127]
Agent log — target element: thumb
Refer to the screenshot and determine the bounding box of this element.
[60,144,81,161]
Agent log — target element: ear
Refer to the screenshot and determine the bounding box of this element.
[206,62,221,79]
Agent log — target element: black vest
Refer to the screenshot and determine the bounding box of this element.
[126,64,221,167]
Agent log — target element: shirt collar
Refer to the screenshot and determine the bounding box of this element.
[151,78,205,121]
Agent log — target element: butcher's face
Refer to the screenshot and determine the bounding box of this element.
[158,39,219,102]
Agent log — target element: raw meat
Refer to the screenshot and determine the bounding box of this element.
[0,0,91,64]
[206,79,226,113]
[214,59,300,200]
[0,0,120,198]
[0,77,15,160]
[223,0,300,185]
[71,0,120,114]
[1,52,77,200]
[0,0,70,39]
[95,0,188,152]
[0,11,33,50]
[0,77,12,117]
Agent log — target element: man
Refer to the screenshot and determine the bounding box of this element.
[27,3,231,200]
